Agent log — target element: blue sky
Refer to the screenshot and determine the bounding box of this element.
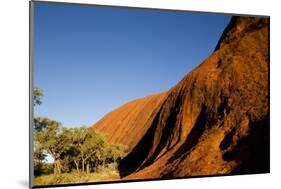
[34,2,231,128]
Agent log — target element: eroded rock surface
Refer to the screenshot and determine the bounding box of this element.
[93,16,269,179]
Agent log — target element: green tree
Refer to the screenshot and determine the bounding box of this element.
[33,87,43,106]
[80,129,105,174]
[34,120,70,175]
[66,126,89,173]
[33,145,47,176]
[33,117,59,132]
[101,143,129,170]
[33,87,45,175]
[110,144,129,163]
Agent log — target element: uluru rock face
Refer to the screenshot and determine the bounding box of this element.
[94,93,167,148]
[94,16,269,179]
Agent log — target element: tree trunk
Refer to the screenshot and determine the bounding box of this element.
[86,163,90,174]
[93,161,96,172]
[82,159,85,172]
[74,160,79,173]
[102,160,105,168]
[54,160,61,175]
[54,161,57,175]
[57,160,61,174]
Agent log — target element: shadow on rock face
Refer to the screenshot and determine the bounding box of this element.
[223,114,270,174]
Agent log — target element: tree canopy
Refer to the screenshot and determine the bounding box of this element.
[33,87,43,106]
[32,86,129,177]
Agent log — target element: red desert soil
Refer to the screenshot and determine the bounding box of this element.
[93,16,269,179]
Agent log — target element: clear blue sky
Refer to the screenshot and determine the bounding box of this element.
[33,2,231,128]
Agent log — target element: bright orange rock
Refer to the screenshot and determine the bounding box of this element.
[93,16,269,180]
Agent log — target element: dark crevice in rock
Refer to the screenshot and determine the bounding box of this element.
[118,108,162,177]
[224,114,269,174]
[219,127,236,150]
[167,104,207,164]
[139,90,185,168]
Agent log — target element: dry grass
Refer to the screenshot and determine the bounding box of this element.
[33,170,120,186]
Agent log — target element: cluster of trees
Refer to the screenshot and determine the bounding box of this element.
[33,88,128,176]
